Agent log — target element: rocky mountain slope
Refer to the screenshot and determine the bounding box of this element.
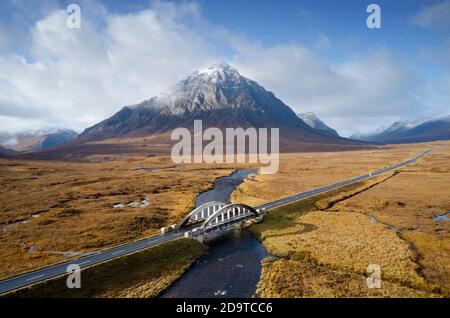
[78,63,362,151]
[297,112,339,137]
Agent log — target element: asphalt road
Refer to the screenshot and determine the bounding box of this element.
[0,149,431,294]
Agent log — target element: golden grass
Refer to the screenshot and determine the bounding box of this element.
[330,144,450,295]
[257,258,434,298]
[242,141,450,297]
[249,192,430,295]
[0,155,252,279]
[232,142,430,206]
[2,140,448,297]
[314,172,397,210]
[4,238,206,298]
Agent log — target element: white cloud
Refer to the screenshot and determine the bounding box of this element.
[233,46,425,135]
[0,1,221,133]
[411,0,450,29]
[0,1,435,136]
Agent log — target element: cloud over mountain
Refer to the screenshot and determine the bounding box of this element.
[0,0,441,137]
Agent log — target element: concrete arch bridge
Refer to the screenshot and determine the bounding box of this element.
[168,201,265,243]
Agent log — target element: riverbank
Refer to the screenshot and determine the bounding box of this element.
[249,194,436,297]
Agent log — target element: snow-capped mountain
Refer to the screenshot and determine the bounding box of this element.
[79,63,358,149]
[297,112,339,137]
[0,128,78,152]
[352,116,450,143]
[379,118,429,135]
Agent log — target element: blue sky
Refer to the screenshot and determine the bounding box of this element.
[0,0,449,136]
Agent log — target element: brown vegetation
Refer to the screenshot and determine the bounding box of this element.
[330,143,450,295]
[232,143,429,206]
[5,239,206,298]
[0,154,249,279]
[258,258,433,298]
[2,140,448,298]
[237,141,450,297]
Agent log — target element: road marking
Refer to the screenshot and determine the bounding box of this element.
[111,249,126,255]
[26,274,44,282]
[78,260,90,266]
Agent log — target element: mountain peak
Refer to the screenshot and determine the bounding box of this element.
[140,61,266,115]
[80,63,365,149]
[352,115,450,143]
[81,62,325,139]
[199,62,238,74]
[297,112,339,137]
[184,62,243,85]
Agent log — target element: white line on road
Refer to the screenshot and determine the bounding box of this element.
[25,274,44,282]
[111,249,126,255]
[78,260,90,266]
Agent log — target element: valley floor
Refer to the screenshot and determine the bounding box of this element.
[0,141,448,297]
[235,141,450,297]
[0,154,251,280]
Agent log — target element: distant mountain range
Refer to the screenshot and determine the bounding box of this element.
[297,112,339,137]
[77,63,363,152]
[2,61,448,158]
[352,116,450,143]
[0,128,78,152]
[0,145,18,156]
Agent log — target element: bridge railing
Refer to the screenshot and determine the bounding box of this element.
[200,203,259,231]
[180,202,264,240]
[176,201,227,229]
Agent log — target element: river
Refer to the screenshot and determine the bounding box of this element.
[160,169,271,298]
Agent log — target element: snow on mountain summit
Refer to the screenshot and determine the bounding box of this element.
[297,112,339,137]
[132,62,276,116]
[352,115,450,143]
[80,62,348,142]
[196,62,242,80]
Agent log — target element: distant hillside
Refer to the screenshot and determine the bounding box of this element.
[0,129,78,152]
[0,145,17,156]
[352,116,450,143]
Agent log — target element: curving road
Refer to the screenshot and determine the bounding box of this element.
[0,149,431,294]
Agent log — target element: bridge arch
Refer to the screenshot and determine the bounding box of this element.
[200,203,259,231]
[177,201,227,229]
